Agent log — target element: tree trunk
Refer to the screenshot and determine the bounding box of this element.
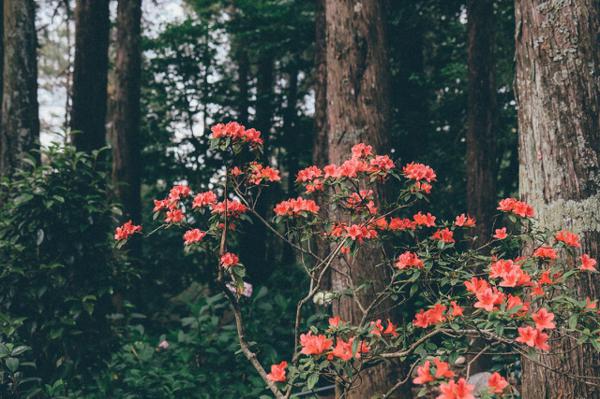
[111,0,142,223]
[313,0,330,283]
[70,0,110,152]
[516,1,600,398]
[236,46,249,125]
[325,0,402,397]
[1,0,39,178]
[241,52,274,282]
[466,0,497,243]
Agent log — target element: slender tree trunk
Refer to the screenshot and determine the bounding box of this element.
[516,1,600,398]
[111,0,142,223]
[1,0,39,178]
[466,0,497,243]
[313,0,329,284]
[236,46,249,125]
[70,0,110,152]
[325,0,403,397]
[242,52,274,282]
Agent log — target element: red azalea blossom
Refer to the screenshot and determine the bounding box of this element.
[580,254,597,271]
[192,191,218,208]
[383,319,399,337]
[516,326,549,350]
[328,316,342,328]
[114,220,142,241]
[248,162,281,185]
[395,251,424,269]
[433,357,454,378]
[474,287,502,312]
[413,360,434,384]
[370,319,384,336]
[413,304,446,328]
[220,252,239,268]
[531,308,556,330]
[389,217,416,231]
[266,360,287,383]
[274,197,320,217]
[488,372,509,394]
[437,378,475,399]
[454,214,476,227]
[497,197,535,218]
[533,246,557,260]
[330,338,368,361]
[413,211,436,227]
[450,301,464,317]
[165,209,184,224]
[555,230,581,248]
[494,227,508,239]
[432,228,455,243]
[168,184,191,200]
[402,162,437,182]
[210,121,263,146]
[300,332,333,355]
[183,229,206,245]
[351,143,373,159]
[210,199,247,217]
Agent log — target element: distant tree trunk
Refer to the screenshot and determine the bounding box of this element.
[516,1,600,398]
[242,52,274,282]
[111,0,142,223]
[313,0,329,282]
[70,0,110,152]
[235,46,249,125]
[466,0,497,243]
[325,0,403,397]
[1,0,39,178]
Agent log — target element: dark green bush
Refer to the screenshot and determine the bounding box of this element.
[0,145,133,389]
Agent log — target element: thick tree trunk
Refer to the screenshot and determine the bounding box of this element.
[466,0,497,243]
[70,0,110,152]
[1,0,39,178]
[111,0,142,223]
[236,46,249,125]
[325,0,402,397]
[516,1,600,398]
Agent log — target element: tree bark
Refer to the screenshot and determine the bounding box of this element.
[516,1,600,398]
[235,46,249,125]
[111,0,142,223]
[313,0,330,283]
[70,0,110,152]
[466,0,497,243]
[1,0,39,178]
[325,0,402,397]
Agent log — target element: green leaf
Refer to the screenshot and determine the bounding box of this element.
[5,357,19,373]
[307,373,319,390]
[568,314,578,330]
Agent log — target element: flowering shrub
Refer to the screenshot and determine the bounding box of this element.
[116,122,600,398]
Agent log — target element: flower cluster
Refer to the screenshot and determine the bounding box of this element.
[274,197,319,217]
[114,220,142,241]
[247,162,281,185]
[210,121,263,147]
[497,197,535,218]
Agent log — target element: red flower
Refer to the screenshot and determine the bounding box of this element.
[114,220,142,241]
[497,198,534,218]
[531,308,555,330]
[266,360,287,383]
[388,217,416,231]
[210,199,247,217]
[192,191,217,208]
[433,357,454,378]
[454,214,476,227]
[580,254,597,271]
[328,316,342,328]
[351,143,373,159]
[369,155,395,173]
[395,251,424,270]
[330,338,367,361]
[413,304,446,328]
[402,162,437,182]
[464,277,489,294]
[369,319,384,336]
[220,252,239,268]
[474,288,501,312]
[437,378,475,399]
[168,184,191,201]
[488,372,509,394]
[432,228,455,243]
[383,319,399,337]
[555,230,581,248]
[450,301,464,317]
[165,209,184,223]
[300,332,333,355]
[516,326,538,347]
[413,360,434,384]
[248,162,281,185]
[413,212,436,227]
[153,199,169,212]
[533,246,557,260]
[296,166,322,182]
[210,122,263,146]
[274,197,320,217]
[183,229,206,245]
[494,227,508,239]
